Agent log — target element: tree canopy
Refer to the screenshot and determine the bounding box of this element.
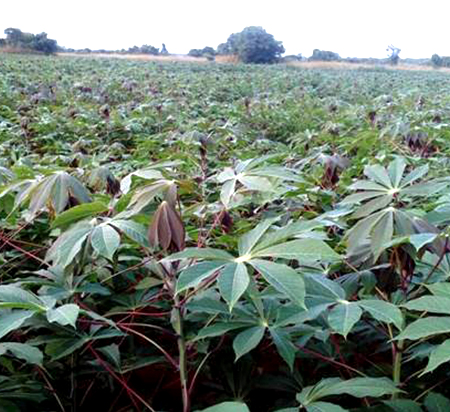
[1,28,58,54]
[218,26,285,64]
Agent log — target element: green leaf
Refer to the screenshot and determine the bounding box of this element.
[403,296,450,314]
[351,194,393,219]
[269,327,297,370]
[45,337,88,360]
[421,339,450,375]
[233,326,265,361]
[400,164,429,187]
[98,343,121,370]
[0,311,35,339]
[388,158,406,189]
[196,401,250,412]
[220,178,236,207]
[218,263,250,310]
[371,209,394,260]
[402,182,447,197]
[427,283,450,298]
[383,399,422,412]
[195,322,250,340]
[46,304,80,328]
[167,247,234,261]
[110,219,150,247]
[364,164,392,188]
[409,233,438,250]
[176,261,226,293]
[0,342,43,365]
[46,222,92,267]
[238,217,278,256]
[253,239,340,262]
[239,175,273,191]
[0,285,46,311]
[90,224,121,260]
[52,201,108,228]
[424,392,450,411]
[304,274,345,305]
[298,377,399,405]
[358,300,403,330]
[306,402,348,412]
[394,317,450,341]
[250,259,305,307]
[328,302,362,338]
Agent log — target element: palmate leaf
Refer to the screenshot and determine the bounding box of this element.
[343,158,446,261]
[21,171,91,220]
[170,218,332,308]
[216,158,301,207]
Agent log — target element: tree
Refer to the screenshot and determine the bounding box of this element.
[431,54,443,67]
[387,45,401,65]
[31,32,58,54]
[218,26,285,64]
[2,28,58,54]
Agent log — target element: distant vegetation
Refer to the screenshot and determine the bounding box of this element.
[1,25,448,70]
[188,46,216,60]
[431,53,450,68]
[309,49,341,61]
[0,28,58,54]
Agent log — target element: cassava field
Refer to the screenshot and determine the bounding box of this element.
[3,54,450,412]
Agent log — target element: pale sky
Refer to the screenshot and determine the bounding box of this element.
[0,0,447,58]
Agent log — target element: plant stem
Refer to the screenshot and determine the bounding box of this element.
[174,295,190,412]
[392,340,404,399]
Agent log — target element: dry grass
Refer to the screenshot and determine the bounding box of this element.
[57,52,208,63]
[286,60,450,73]
[54,53,450,74]
[215,54,240,63]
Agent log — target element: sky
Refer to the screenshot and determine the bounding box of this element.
[0,0,448,58]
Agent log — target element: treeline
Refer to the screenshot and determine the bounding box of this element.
[1,25,447,68]
[0,28,58,54]
[63,43,169,55]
